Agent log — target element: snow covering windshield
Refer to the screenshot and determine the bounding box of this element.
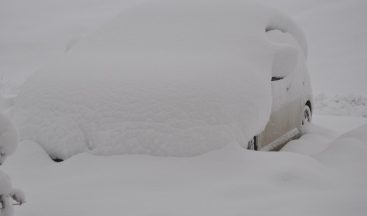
[13,0,306,159]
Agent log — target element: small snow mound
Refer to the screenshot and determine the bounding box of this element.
[282,123,337,155]
[11,188,26,205]
[4,140,55,169]
[315,124,367,184]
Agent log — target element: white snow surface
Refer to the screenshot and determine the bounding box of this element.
[0,113,18,164]
[315,94,367,118]
[2,0,367,215]
[13,0,307,159]
[0,112,24,216]
[3,116,367,216]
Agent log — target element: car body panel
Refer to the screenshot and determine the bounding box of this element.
[256,29,312,150]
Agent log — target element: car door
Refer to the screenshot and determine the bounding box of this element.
[257,29,303,150]
[258,75,297,149]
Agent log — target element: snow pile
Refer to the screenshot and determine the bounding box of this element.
[13,0,306,159]
[281,123,337,155]
[0,113,25,216]
[317,124,367,176]
[3,120,367,216]
[283,114,367,154]
[0,171,25,216]
[315,94,367,117]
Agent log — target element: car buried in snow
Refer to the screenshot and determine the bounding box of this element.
[248,27,313,151]
[13,0,312,161]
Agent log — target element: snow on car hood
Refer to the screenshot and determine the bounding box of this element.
[13,0,305,159]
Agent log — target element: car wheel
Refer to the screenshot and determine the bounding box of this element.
[247,136,258,150]
[301,105,312,126]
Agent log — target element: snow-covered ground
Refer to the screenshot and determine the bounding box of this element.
[315,94,367,118]
[2,115,367,216]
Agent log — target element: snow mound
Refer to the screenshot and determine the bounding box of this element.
[281,123,337,155]
[314,124,367,192]
[13,0,306,159]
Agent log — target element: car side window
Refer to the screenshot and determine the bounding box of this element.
[266,29,300,81]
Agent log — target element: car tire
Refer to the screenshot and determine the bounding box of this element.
[247,136,258,150]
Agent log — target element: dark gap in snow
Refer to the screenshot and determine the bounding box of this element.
[51,157,64,163]
[271,76,284,81]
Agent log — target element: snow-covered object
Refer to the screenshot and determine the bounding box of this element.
[0,171,25,216]
[14,0,306,159]
[10,188,26,206]
[0,173,12,216]
[0,114,24,216]
[0,113,18,164]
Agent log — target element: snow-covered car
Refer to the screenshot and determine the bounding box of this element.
[13,0,311,161]
[248,28,313,151]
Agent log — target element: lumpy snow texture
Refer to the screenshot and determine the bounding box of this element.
[13,0,306,159]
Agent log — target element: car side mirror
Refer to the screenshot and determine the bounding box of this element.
[271,46,298,81]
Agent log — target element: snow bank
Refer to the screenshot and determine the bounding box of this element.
[282,115,367,154]
[5,122,367,216]
[13,0,305,159]
[281,123,337,155]
[317,124,367,175]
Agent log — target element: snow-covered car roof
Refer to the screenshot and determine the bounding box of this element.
[14,0,306,159]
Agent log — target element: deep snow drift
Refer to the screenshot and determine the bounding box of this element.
[12,0,307,159]
[3,117,367,216]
